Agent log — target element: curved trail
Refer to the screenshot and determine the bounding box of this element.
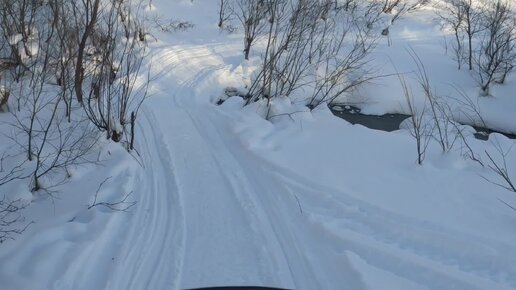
[1,38,512,290]
[1,2,515,289]
[115,92,366,289]
[177,100,516,290]
[105,107,186,290]
[102,41,516,290]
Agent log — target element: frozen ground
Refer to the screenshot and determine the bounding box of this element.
[1,1,516,290]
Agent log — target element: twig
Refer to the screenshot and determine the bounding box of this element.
[498,198,516,212]
[293,194,303,215]
[88,177,137,212]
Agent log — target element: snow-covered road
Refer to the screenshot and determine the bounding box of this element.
[2,1,516,287]
[99,36,516,289]
[114,93,365,289]
[117,95,516,290]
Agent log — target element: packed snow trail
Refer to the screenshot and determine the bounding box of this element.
[105,105,185,290]
[99,37,516,289]
[113,94,366,290]
[1,1,516,289]
[0,41,514,290]
[114,34,516,290]
[102,90,516,289]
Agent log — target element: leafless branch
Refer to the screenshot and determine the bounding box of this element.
[88,177,137,212]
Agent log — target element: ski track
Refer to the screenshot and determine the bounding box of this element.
[105,107,186,290]
[1,38,515,290]
[189,105,516,290]
[63,40,516,290]
[119,40,516,290]
[163,102,297,289]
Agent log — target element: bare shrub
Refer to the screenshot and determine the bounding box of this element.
[153,16,195,33]
[0,195,31,243]
[398,71,431,165]
[218,0,233,29]
[75,0,149,146]
[484,145,516,193]
[381,0,429,24]
[231,0,268,60]
[437,0,467,70]
[475,0,516,95]
[409,49,460,152]
[88,177,136,212]
[438,0,483,71]
[482,142,516,211]
[439,0,516,94]
[0,0,149,194]
[244,0,382,116]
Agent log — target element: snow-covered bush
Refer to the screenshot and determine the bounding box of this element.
[438,0,516,95]
[0,196,30,244]
[153,16,195,32]
[0,0,149,192]
[475,0,516,95]
[231,0,269,60]
[236,0,384,117]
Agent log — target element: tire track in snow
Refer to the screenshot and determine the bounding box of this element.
[183,97,516,290]
[150,43,239,89]
[109,34,515,290]
[106,107,186,290]
[105,40,263,290]
[142,37,515,289]
[236,149,516,290]
[179,102,367,290]
[142,42,324,288]
[160,98,299,289]
[148,43,241,99]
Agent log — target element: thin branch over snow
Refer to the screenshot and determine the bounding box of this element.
[88,177,137,212]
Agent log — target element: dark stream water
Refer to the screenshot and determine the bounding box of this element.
[330,105,410,132]
[330,104,516,141]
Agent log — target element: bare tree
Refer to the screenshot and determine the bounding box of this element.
[409,49,460,153]
[382,0,403,14]
[244,0,381,115]
[232,0,268,60]
[437,0,466,69]
[475,0,515,95]
[72,0,101,105]
[381,0,428,25]
[397,70,431,165]
[307,5,380,109]
[88,177,136,212]
[484,146,516,193]
[0,152,30,187]
[246,0,304,106]
[8,23,98,192]
[0,195,31,243]
[0,0,148,194]
[481,142,516,210]
[438,0,487,72]
[0,0,151,245]
[218,0,232,29]
[0,0,42,84]
[82,0,149,146]
[48,0,80,122]
[462,0,483,71]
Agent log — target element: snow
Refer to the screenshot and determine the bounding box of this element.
[1,0,516,290]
